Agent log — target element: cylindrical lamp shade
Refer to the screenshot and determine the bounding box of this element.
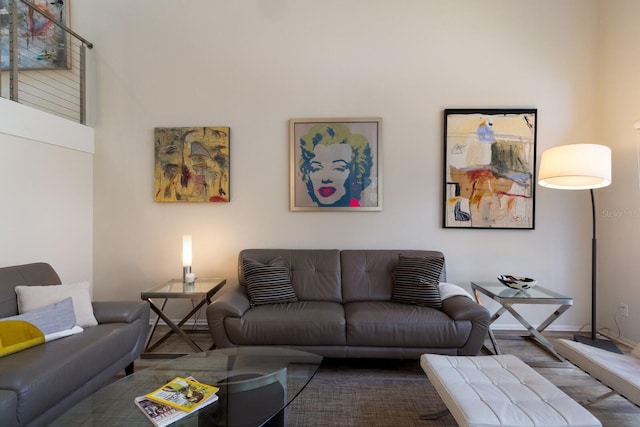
[538,144,611,190]
[182,235,192,267]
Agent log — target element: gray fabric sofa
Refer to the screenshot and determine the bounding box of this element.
[207,249,490,358]
[0,262,150,427]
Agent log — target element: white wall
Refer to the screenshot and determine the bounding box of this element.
[598,0,640,345]
[0,98,94,285]
[75,0,615,333]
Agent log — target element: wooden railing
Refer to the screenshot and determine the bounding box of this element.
[1,0,93,124]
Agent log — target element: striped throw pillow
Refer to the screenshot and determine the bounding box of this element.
[392,255,444,308]
[243,257,298,306]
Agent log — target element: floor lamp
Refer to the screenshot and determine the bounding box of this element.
[538,143,622,353]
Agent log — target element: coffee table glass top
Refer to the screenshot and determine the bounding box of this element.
[52,346,322,426]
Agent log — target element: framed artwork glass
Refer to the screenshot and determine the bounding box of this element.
[0,0,70,69]
[154,126,230,203]
[443,108,537,229]
[290,118,382,212]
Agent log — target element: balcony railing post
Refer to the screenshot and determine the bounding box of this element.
[0,10,2,97]
[9,0,19,101]
[80,44,87,125]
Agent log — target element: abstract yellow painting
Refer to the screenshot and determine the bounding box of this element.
[154,126,230,203]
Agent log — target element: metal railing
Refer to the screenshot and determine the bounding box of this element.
[1,0,93,124]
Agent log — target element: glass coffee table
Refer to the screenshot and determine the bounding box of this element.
[471,281,573,360]
[52,346,322,426]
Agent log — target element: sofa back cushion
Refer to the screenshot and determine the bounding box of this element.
[238,249,342,302]
[341,250,446,303]
[0,263,61,318]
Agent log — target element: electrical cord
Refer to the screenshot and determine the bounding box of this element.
[577,322,591,333]
[595,311,622,339]
[612,310,622,338]
[190,298,201,331]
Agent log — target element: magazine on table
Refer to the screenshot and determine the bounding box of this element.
[134,376,219,426]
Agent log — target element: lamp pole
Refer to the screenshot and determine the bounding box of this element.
[590,189,597,342]
[573,190,622,353]
[538,143,620,353]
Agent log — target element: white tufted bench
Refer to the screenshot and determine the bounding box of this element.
[420,354,602,427]
[554,338,640,406]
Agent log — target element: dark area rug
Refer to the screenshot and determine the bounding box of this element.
[285,358,456,427]
[131,329,640,426]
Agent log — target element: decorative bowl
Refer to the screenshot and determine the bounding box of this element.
[497,275,538,290]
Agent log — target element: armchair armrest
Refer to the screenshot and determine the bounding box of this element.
[441,295,490,355]
[92,301,150,324]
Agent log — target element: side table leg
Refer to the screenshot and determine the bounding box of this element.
[474,289,503,355]
[144,296,209,354]
[536,304,572,334]
[144,298,167,352]
[149,303,202,353]
[502,303,564,360]
[486,327,501,355]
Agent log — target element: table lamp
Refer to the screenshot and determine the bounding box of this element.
[182,235,192,283]
[538,143,621,353]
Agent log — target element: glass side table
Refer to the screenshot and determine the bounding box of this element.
[471,281,573,360]
[141,278,226,358]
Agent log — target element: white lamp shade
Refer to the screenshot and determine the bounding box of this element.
[538,144,611,190]
[182,235,192,267]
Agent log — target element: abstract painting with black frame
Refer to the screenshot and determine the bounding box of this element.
[443,108,537,229]
[290,117,381,211]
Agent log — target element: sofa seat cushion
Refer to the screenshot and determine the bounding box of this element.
[345,302,471,348]
[0,322,140,426]
[225,301,346,346]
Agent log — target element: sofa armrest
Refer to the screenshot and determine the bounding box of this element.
[441,295,490,355]
[206,284,251,348]
[0,390,17,427]
[92,301,150,324]
[207,285,251,318]
[92,300,150,365]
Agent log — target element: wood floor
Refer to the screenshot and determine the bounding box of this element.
[134,327,640,426]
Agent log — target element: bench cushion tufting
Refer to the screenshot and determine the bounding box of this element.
[421,354,602,427]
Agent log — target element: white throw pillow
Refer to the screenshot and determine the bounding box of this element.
[15,281,98,328]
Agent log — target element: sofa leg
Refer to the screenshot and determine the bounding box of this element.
[125,362,134,376]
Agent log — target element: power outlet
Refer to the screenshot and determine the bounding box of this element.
[619,303,629,317]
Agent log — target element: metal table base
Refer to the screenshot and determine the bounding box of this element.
[471,281,573,360]
[141,278,226,358]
